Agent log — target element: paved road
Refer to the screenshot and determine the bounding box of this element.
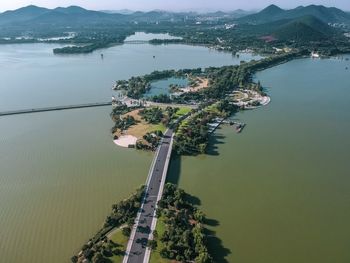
[123,129,174,263]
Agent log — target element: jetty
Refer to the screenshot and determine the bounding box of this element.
[208,117,225,133]
[0,102,112,117]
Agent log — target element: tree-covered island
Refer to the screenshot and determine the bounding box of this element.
[110,50,304,155]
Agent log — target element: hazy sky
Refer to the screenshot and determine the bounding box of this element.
[0,0,349,12]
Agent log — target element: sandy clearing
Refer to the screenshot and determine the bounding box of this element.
[181,77,209,93]
[113,135,138,148]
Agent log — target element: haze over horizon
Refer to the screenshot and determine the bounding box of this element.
[0,0,349,12]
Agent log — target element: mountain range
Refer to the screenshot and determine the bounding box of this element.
[1,4,349,27]
[234,5,350,42]
[0,4,349,43]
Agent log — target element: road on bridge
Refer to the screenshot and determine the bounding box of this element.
[0,102,112,116]
[123,129,174,263]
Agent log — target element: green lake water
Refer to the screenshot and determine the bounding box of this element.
[145,77,188,97]
[168,57,350,263]
[0,41,259,262]
[1,39,349,263]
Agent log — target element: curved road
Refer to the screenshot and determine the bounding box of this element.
[123,129,174,263]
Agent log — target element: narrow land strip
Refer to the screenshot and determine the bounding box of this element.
[123,129,174,263]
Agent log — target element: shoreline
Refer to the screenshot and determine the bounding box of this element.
[113,135,138,148]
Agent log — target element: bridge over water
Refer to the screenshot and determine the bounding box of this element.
[0,101,195,117]
[0,102,112,117]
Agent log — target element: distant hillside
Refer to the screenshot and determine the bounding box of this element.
[272,15,335,41]
[100,9,135,15]
[0,5,186,27]
[228,9,256,18]
[238,14,340,43]
[2,4,349,28]
[241,4,284,23]
[239,4,350,24]
[0,5,121,26]
[29,6,125,25]
[0,5,49,25]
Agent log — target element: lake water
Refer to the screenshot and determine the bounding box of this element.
[145,77,188,97]
[124,32,182,41]
[168,56,350,263]
[0,43,258,111]
[0,41,259,263]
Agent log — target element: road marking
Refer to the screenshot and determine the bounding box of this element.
[123,130,173,263]
[143,132,174,263]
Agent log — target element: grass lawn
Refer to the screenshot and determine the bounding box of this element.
[149,217,170,263]
[151,123,167,133]
[175,106,191,117]
[205,104,220,114]
[108,228,129,263]
[120,109,166,139]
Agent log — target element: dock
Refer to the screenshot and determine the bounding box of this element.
[208,117,225,133]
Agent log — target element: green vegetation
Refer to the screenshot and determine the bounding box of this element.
[115,51,303,108]
[151,94,172,103]
[175,107,192,117]
[108,229,129,263]
[111,115,137,134]
[110,105,137,120]
[110,105,141,134]
[72,186,145,263]
[139,107,164,124]
[172,53,301,156]
[238,4,350,25]
[134,106,187,151]
[150,217,169,263]
[174,100,236,155]
[138,106,185,127]
[111,51,304,155]
[114,69,202,99]
[201,50,304,100]
[272,15,336,41]
[151,183,213,263]
[136,130,163,151]
[53,40,120,54]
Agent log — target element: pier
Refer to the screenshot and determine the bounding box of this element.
[208,117,225,133]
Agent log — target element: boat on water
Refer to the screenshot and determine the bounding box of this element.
[311,51,320,58]
[235,123,246,133]
[231,121,246,133]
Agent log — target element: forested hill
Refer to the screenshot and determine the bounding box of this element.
[0,5,247,27]
[0,5,126,26]
[272,15,336,41]
[238,4,350,24]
